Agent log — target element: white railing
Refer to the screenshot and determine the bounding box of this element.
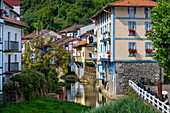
[99,52,108,59]
[129,80,170,113]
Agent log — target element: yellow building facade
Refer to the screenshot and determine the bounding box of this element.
[91,0,159,94]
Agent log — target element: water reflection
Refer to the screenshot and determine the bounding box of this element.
[57,82,113,108]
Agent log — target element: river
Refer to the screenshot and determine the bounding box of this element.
[56,82,113,108]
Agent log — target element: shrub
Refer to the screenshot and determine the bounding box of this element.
[83,97,156,113]
[7,69,47,100]
[85,62,95,67]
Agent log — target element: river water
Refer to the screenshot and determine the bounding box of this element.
[56,82,113,108]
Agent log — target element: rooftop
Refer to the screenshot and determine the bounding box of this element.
[73,40,87,47]
[4,0,22,6]
[91,0,158,19]
[59,25,86,33]
[3,16,28,27]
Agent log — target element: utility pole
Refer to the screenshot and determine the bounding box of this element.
[58,5,59,22]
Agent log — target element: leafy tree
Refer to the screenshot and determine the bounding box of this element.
[147,0,170,77]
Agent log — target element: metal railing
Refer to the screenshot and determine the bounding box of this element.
[99,52,108,59]
[129,80,170,113]
[5,41,19,51]
[5,62,19,72]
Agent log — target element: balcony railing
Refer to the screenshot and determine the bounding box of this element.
[100,33,111,42]
[99,52,111,60]
[5,62,19,73]
[5,41,19,52]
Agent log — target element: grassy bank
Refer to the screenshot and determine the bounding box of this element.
[82,97,156,113]
[0,97,90,113]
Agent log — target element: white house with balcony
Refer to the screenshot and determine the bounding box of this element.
[0,0,28,95]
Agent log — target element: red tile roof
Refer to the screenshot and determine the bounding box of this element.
[73,40,87,47]
[58,38,78,46]
[3,16,28,27]
[23,30,49,39]
[59,25,86,33]
[4,0,22,6]
[91,0,158,19]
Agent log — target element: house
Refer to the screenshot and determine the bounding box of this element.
[22,30,65,61]
[0,0,28,95]
[73,23,95,77]
[90,0,159,94]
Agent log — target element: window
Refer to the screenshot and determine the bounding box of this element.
[145,42,153,57]
[105,13,106,23]
[101,27,102,34]
[15,33,17,41]
[129,7,135,18]
[145,22,152,31]
[128,42,136,57]
[128,21,136,36]
[83,52,84,57]
[8,32,10,41]
[145,7,151,18]
[15,55,17,62]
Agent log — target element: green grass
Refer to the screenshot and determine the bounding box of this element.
[57,82,71,86]
[82,97,156,113]
[0,97,90,113]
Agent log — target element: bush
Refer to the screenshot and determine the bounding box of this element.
[85,62,95,67]
[8,69,47,100]
[83,97,156,113]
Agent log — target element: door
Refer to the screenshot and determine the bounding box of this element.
[8,55,11,72]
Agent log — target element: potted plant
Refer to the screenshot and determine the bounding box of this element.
[107,50,110,54]
[100,72,104,75]
[107,54,110,59]
[0,9,7,17]
[145,49,153,53]
[128,48,137,53]
[94,50,97,53]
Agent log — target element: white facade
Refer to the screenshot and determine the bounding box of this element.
[0,0,27,94]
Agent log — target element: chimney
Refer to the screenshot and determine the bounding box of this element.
[23,32,25,37]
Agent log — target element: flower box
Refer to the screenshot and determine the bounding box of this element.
[146,30,152,33]
[128,49,137,53]
[128,29,136,35]
[145,49,153,53]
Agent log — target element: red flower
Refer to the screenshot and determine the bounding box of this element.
[107,55,110,58]
[128,29,136,34]
[107,50,110,54]
[146,30,152,33]
[145,49,153,53]
[128,49,137,53]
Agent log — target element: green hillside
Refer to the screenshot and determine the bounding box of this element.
[19,0,116,34]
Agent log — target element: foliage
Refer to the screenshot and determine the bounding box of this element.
[85,62,95,67]
[18,0,117,35]
[0,97,90,113]
[147,0,170,77]
[83,97,156,113]
[6,69,47,100]
[57,82,70,86]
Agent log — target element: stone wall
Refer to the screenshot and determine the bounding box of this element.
[115,62,159,94]
[3,90,24,104]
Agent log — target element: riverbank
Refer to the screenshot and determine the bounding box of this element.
[0,97,90,113]
[83,97,157,113]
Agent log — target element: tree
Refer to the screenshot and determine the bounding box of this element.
[147,0,170,77]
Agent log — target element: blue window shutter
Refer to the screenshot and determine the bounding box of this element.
[105,13,106,23]
[134,7,136,14]
[134,22,136,30]
[128,7,129,14]
[145,22,147,31]
[144,7,146,14]
[101,44,102,52]
[128,21,130,29]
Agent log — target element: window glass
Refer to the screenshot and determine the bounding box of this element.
[129,7,135,18]
[145,8,151,18]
